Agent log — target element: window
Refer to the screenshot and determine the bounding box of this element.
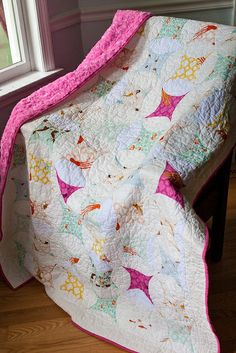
[0,1,13,70]
[0,0,31,83]
[0,0,55,85]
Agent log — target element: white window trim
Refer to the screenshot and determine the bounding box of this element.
[23,0,55,72]
[0,69,62,106]
[3,0,21,63]
[0,0,31,83]
[0,0,62,105]
[233,0,236,24]
[1,0,55,80]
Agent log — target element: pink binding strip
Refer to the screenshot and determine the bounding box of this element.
[0,9,151,242]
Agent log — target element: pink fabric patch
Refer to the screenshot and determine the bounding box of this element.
[146,89,186,120]
[56,173,81,203]
[124,267,153,304]
[156,162,184,208]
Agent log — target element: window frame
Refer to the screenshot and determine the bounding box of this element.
[0,0,31,83]
[0,0,55,85]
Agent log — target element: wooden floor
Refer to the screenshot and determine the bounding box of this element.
[1,176,236,353]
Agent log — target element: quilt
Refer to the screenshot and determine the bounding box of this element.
[1,10,236,353]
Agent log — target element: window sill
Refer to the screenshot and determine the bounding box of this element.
[0,69,63,107]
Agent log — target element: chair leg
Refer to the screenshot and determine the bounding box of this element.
[210,152,232,262]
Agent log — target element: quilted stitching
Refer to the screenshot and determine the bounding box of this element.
[1,12,236,353]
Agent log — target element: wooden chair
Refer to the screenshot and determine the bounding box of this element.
[194,152,232,262]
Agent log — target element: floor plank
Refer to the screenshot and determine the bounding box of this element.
[1,176,236,353]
